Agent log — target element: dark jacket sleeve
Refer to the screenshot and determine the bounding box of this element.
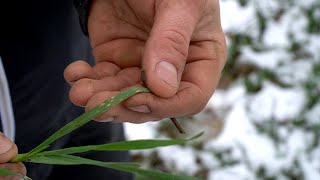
[73,0,92,36]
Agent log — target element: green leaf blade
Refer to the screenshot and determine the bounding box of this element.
[37,132,204,156]
[0,167,18,176]
[12,87,150,162]
[26,154,203,180]
[10,85,205,179]
[26,154,139,168]
[38,139,185,156]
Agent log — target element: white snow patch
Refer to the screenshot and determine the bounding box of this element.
[220,1,258,38]
[199,151,219,169]
[207,100,253,148]
[240,47,291,69]
[263,20,290,48]
[255,0,284,18]
[294,0,318,9]
[208,164,254,180]
[305,103,320,125]
[306,35,320,60]
[208,83,246,109]
[124,1,320,179]
[124,122,157,140]
[276,60,313,85]
[300,154,320,180]
[157,146,199,175]
[247,82,306,122]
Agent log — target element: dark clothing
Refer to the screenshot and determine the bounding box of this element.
[0,1,133,179]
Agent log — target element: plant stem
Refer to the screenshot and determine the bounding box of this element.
[170,118,185,134]
[141,70,185,134]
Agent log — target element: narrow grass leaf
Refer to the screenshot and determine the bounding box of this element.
[12,87,149,162]
[36,132,205,156]
[188,131,205,140]
[37,139,184,156]
[108,163,203,180]
[26,154,203,180]
[9,86,204,179]
[0,167,31,180]
[0,167,18,176]
[26,154,140,168]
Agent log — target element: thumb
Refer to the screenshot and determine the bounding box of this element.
[0,132,17,163]
[142,0,203,98]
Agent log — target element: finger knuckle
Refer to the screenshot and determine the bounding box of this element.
[69,79,93,106]
[160,29,189,59]
[64,60,91,81]
[215,35,227,67]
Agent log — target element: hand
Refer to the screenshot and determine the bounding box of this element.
[64,0,226,123]
[0,132,26,180]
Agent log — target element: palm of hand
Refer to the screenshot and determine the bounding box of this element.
[64,0,226,123]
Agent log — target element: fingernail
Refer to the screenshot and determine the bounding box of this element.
[127,105,151,113]
[155,61,178,88]
[0,133,13,154]
[99,117,114,122]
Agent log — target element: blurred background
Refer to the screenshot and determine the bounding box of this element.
[124,0,320,179]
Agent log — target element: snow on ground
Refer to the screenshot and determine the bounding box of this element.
[247,82,306,122]
[306,103,320,125]
[158,146,199,176]
[240,48,291,70]
[220,0,258,38]
[125,0,320,179]
[124,121,157,140]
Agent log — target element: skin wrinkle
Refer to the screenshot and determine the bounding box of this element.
[0,145,17,167]
[93,38,146,67]
[123,0,150,34]
[0,0,227,175]
[0,136,13,156]
[67,0,226,123]
[176,85,206,115]
[89,1,148,48]
[167,87,200,117]
[113,15,148,41]
[111,1,149,39]
[211,38,227,70]
[124,0,155,30]
[131,85,191,119]
[118,74,137,86]
[186,43,216,63]
[163,28,189,47]
[188,60,220,94]
[69,78,94,106]
[186,39,226,66]
[93,37,147,53]
[93,62,121,77]
[160,29,189,59]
